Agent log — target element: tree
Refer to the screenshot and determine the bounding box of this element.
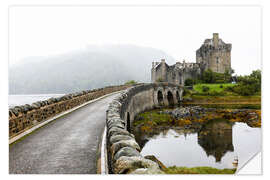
[228,70,261,96]
[202,70,215,83]
[224,69,232,83]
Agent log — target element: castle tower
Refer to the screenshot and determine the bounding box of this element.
[196,33,232,73]
[160,59,167,82]
[151,59,168,83]
[151,62,156,82]
[213,33,219,48]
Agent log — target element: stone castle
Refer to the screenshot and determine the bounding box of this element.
[151,33,232,85]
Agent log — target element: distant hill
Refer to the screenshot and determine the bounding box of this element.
[9,44,175,94]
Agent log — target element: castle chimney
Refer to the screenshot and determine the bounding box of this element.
[161,59,166,81]
[213,33,219,47]
[161,59,165,64]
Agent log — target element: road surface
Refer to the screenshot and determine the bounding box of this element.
[9,93,119,174]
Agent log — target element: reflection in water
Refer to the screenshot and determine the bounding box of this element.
[134,120,261,170]
[198,119,234,162]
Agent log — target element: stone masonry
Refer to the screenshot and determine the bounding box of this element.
[196,33,232,73]
[106,83,183,174]
[151,33,232,85]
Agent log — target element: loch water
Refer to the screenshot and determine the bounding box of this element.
[134,120,261,170]
[9,94,64,108]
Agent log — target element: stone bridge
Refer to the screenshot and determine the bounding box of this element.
[106,83,183,174]
[9,83,183,174]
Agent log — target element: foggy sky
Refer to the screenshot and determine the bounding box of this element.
[9,6,261,75]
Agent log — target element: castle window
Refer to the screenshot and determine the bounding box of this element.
[216,57,219,64]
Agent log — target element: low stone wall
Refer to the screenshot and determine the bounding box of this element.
[9,85,130,138]
[106,83,183,174]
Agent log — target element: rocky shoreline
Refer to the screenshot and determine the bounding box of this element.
[164,106,261,128]
[134,106,261,134]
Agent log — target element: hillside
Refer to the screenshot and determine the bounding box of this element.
[9,44,175,94]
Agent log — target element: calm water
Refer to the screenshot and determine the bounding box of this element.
[135,120,261,170]
[8,94,64,108]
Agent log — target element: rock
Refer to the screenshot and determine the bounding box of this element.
[144,155,166,171]
[110,139,141,157]
[25,104,32,111]
[11,109,19,116]
[107,112,121,119]
[183,97,193,102]
[107,121,125,130]
[107,116,125,124]
[55,97,61,102]
[113,147,141,162]
[38,101,45,106]
[108,127,132,138]
[14,106,22,113]
[31,103,40,109]
[113,156,161,174]
[47,98,55,104]
[9,110,14,117]
[110,135,134,144]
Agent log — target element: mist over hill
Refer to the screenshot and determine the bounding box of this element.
[9,44,175,94]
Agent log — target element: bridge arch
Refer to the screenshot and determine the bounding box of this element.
[167,91,174,106]
[157,90,164,106]
[176,90,180,104]
[126,112,131,133]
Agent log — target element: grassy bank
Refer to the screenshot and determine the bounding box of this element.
[164,166,236,174]
[184,83,261,108]
[133,109,172,127]
[184,95,261,106]
[193,83,235,94]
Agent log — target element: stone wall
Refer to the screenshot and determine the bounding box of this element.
[106,83,183,174]
[151,59,204,86]
[9,85,131,138]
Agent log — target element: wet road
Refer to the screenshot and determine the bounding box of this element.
[9,93,119,174]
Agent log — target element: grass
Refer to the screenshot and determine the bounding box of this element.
[133,109,172,126]
[164,166,236,174]
[193,83,236,94]
[184,83,261,106]
[183,95,261,107]
[187,103,261,110]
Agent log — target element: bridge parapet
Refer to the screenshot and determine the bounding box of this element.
[106,83,183,174]
[9,85,131,138]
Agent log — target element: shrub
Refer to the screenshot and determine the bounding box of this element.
[202,86,210,92]
[185,78,194,86]
[124,80,137,85]
[157,78,163,82]
[225,86,234,92]
[209,90,225,96]
[231,84,256,96]
[201,69,233,84]
[202,70,215,83]
[183,88,192,96]
[225,70,261,96]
